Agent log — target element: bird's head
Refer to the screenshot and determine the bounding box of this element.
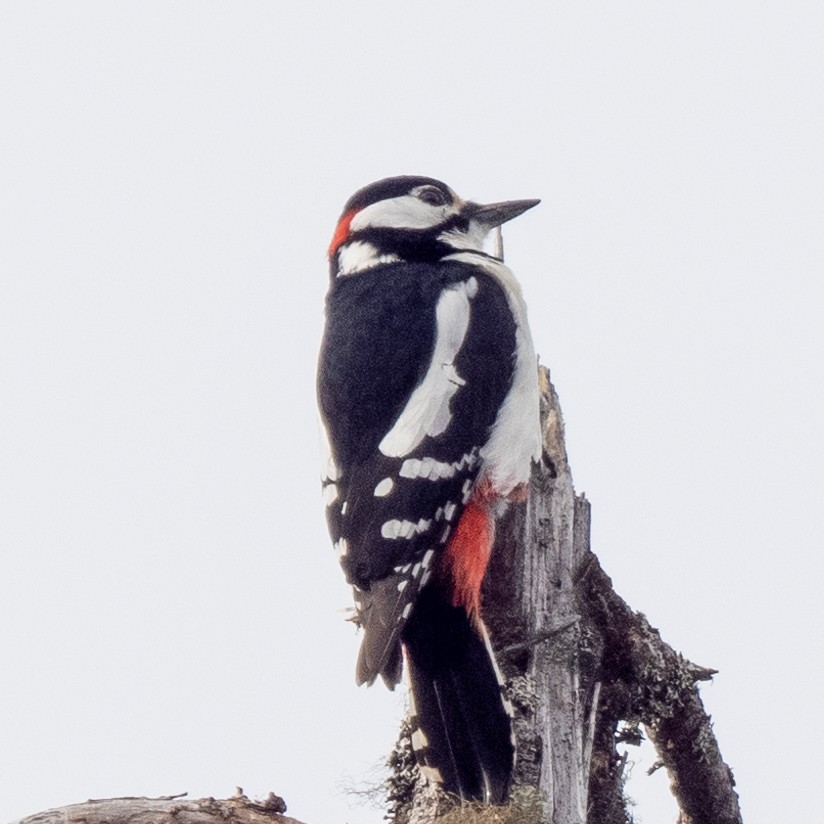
[328,176,539,277]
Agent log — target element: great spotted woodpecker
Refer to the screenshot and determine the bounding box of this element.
[317,176,541,803]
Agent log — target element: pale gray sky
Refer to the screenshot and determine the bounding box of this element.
[1,3,821,823]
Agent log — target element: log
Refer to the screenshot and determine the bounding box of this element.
[8,792,306,824]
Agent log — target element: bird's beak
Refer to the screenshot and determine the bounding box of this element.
[463,198,540,228]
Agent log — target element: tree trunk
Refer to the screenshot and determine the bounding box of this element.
[388,367,743,824]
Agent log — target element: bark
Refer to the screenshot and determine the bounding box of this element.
[8,793,305,824]
[581,555,742,824]
[388,366,743,824]
[483,369,599,824]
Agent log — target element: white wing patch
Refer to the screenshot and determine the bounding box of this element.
[373,477,394,497]
[379,279,477,458]
[349,193,457,232]
[399,448,479,481]
[381,518,433,540]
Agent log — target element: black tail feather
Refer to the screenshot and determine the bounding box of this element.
[402,586,513,803]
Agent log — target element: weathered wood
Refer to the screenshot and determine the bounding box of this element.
[647,692,743,824]
[580,555,742,824]
[8,793,305,824]
[387,366,743,824]
[484,368,600,824]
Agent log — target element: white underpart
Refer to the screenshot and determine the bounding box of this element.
[379,280,477,458]
[445,251,541,495]
[318,418,340,482]
[322,483,338,506]
[349,191,459,231]
[337,240,400,276]
[437,220,488,252]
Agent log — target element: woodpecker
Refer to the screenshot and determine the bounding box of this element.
[317,176,541,803]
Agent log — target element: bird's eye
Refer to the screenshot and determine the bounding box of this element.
[417,187,448,206]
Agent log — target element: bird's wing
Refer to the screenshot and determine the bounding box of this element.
[318,261,516,684]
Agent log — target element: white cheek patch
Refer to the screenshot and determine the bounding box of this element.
[379,280,476,458]
[350,194,456,231]
[337,240,400,276]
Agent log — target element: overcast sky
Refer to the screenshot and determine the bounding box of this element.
[1,3,822,823]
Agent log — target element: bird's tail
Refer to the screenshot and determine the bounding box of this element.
[401,586,514,803]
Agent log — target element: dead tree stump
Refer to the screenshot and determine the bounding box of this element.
[388,367,743,824]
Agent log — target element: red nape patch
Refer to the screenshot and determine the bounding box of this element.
[438,495,495,620]
[328,208,358,258]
